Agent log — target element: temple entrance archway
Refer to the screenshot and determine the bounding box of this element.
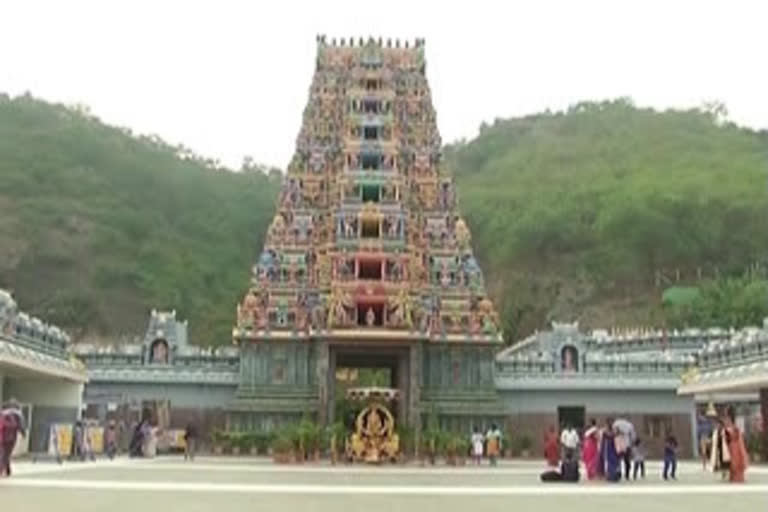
[326,344,412,428]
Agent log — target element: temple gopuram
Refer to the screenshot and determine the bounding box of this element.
[230,35,502,433]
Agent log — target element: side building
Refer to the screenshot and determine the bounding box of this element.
[73,310,239,437]
[0,289,87,454]
[496,322,730,457]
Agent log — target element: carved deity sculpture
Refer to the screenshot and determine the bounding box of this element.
[455,218,471,251]
[439,261,452,288]
[327,288,353,327]
[365,307,376,326]
[239,289,268,329]
[387,289,413,329]
[477,298,499,334]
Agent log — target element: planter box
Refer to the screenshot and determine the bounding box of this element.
[273,453,292,464]
[213,445,224,455]
[231,447,241,456]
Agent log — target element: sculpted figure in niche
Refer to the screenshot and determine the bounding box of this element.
[561,346,579,372]
[150,339,169,364]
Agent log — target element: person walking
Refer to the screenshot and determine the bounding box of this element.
[105,421,118,460]
[663,434,678,481]
[1,400,26,477]
[184,422,198,461]
[722,406,748,483]
[485,424,502,466]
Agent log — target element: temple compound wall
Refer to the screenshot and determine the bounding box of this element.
[74,310,238,441]
[495,322,735,458]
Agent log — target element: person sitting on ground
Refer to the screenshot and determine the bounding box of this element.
[540,450,580,482]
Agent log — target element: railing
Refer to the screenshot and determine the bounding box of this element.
[0,332,68,360]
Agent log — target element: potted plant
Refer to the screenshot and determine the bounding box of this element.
[272,433,293,464]
[456,436,470,465]
[443,435,459,466]
[519,435,533,458]
[328,422,346,465]
[229,432,242,455]
[211,429,227,455]
[397,425,414,464]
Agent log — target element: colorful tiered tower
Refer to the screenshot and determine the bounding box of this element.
[231,36,502,432]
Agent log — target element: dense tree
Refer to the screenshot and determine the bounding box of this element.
[447,99,767,338]
[0,95,279,343]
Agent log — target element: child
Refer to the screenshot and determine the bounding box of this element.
[632,438,646,479]
[471,427,484,465]
[663,434,678,480]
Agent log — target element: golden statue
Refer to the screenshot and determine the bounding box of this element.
[345,388,400,463]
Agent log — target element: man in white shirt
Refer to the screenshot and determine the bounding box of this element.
[560,424,579,459]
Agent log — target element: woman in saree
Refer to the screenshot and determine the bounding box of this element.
[602,418,620,482]
[582,419,600,480]
[543,426,559,468]
[723,407,748,483]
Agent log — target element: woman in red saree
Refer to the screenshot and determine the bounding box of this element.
[543,426,559,467]
[724,407,748,483]
[582,419,600,480]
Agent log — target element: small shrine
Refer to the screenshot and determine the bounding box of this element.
[345,387,400,463]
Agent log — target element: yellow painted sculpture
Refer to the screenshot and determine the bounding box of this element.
[345,388,400,463]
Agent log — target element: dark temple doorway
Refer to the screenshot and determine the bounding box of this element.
[327,345,411,428]
[557,406,586,432]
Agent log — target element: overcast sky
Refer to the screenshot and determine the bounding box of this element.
[2,0,766,169]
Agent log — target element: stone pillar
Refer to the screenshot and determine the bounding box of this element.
[316,341,330,425]
[761,388,768,461]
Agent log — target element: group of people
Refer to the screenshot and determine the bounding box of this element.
[470,424,502,466]
[540,407,750,484]
[0,400,26,477]
[542,418,674,483]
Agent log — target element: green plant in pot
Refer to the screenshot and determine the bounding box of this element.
[328,422,346,465]
[519,435,533,458]
[211,429,227,455]
[272,433,293,464]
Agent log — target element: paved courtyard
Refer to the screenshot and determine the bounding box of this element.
[2,457,766,512]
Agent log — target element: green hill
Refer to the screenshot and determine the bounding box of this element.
[0,94,280,343]
[1,95,765,344]
[446,98,768,339]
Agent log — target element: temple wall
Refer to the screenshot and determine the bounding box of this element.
[83,381,236,408]
[4,377,83,408]
[3,377,83,453]
[498,389,695,458]
[237,342,316,396]
[422,345,495,392]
